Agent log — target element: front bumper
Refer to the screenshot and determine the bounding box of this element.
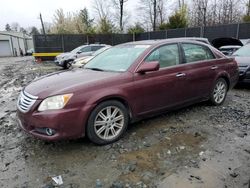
[16,105,92,141]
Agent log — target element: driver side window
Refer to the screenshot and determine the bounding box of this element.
[145,44,180,69]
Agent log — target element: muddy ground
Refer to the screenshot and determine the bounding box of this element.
[0,57,249,188]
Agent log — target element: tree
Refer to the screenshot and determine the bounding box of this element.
[51,9,78,34]
[112,0,129,32]
[127,23,145,34]
[30,26,40,35]
[98,18,114,34]
[11,22,20,32]
[248,0,250,16]
[158,23,168,30]
[52,8,68,33]
[138,0,158,31]
[178,0,185,8]
[93,0,110,20]
[243,0,250,22]
[138,0,169,31]
[5,24,11,31]
[19,27,27,34]
[93,0,115,34]
[243,15,250,22]
[43,22,53,34]
[167,5,188,29]
[157,0,167,25]
[77,8,95,34]
[189,0,245,27]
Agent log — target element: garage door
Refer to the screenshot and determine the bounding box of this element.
[0,40,12,56]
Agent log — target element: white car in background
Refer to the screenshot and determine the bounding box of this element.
[72,46,111,68]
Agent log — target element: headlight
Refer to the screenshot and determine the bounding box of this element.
[38,94,73,112]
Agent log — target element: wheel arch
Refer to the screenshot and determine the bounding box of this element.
[216,72,230,91]
[93,95,134,121]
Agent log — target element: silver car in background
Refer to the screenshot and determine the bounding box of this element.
[72,46,111,68]
[55,44,109,69]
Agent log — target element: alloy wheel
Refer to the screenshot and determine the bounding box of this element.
[213,81,227,104]
[94,106,125,140]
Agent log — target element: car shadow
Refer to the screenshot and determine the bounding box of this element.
[234,83,250,90]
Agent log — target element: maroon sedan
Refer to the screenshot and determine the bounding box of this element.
[17,39,239,145]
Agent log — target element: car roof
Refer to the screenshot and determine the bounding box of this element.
[119,38,210,47]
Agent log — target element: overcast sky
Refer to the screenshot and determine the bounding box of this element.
[0,0,139,31]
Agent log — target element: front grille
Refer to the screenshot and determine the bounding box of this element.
[17,90,38,113]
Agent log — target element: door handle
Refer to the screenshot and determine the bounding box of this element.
[211,66,218,70]
[176,73,186,77]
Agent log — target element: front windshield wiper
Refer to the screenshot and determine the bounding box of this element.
[85,67,104,72]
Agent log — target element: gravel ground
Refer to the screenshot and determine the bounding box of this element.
[0,57,249,188]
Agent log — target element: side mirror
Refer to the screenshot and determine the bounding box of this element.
[136,61,160,74]
[76,51,81,54]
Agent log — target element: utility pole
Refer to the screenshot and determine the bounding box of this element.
[39,13,46,35]
[120,0,124,32]
[153,0,157,31]
[202,7,207,37]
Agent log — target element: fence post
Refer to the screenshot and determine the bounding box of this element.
[86,35,89,44]
[200,27,203,37]
[133,32,135,41]
[185,28,187,37]
[148,32,151,40]
[236,23,240,39]
[165,30,168,39]
[111,34,114,46]
[61,35,65,52]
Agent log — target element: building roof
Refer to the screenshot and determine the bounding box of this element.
[0,31,31,39]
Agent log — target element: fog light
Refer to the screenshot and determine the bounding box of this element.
[45,128,55,136]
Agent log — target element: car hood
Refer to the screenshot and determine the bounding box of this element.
[235,57,250,66]
[56,52,71,60]
[25,69,120,99]
[75,56,92,62]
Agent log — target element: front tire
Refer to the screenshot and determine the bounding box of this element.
[210,78,228,106]
[86,100,129,145]
[63,61,71,69]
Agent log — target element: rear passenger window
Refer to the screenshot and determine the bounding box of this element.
[145,44,180,69]
[182,43,215,63]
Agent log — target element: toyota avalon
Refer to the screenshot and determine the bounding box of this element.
[17,39,239,145]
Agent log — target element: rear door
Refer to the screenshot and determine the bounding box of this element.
[133,43,189,115]
[180,43,218,100]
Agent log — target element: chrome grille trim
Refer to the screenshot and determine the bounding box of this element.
[17,90,38,113]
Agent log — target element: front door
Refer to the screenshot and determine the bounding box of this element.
[133,43,189,116]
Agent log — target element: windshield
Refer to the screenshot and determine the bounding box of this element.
[93,46,110,56]
[233,44,250,57]
[84,45,150,72]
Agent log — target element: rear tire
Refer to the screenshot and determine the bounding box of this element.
[210,78,228,106]
[86,100,128,145]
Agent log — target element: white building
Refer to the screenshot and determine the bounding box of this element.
[0,31,33,57]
